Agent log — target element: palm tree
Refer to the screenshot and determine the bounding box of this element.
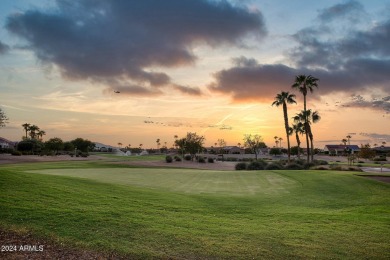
[291,122,304,159]
[22,123,31,139]
[278,137,283,148]
[274,136,278,147]
[292,75,319,162]
[346,135,352,145]
[272,91,297,163]
[28,125,39,139]
[37,130,46,141]
[156,138,160,149]
[341,139,347,146]
[293,110,321,162]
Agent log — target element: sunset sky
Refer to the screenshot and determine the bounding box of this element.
[0,0,389,148]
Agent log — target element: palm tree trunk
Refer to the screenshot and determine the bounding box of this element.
[283,102,291,163]
[296,133,301,159]
[308,125,314,162]
[303,95,310,162]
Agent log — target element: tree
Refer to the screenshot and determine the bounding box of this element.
[274,136,278,147]
[291,74,319,162]
[70,138,95,152]
[37,130,46,141]
[17,139,43,154]
[22,123,31,138]
[175,132,205,160]
[293,109,321,162]
[269,147,282,156]
[291,122,304,159]
[63,141,75,152]
[358,144,376,160]
[272,91,296,163]
[341,138,347,146]
[243,134,266,160]
[28,125,40,139]
[217,139,226,153]
[156,138,160,149]
[346,135,352,145]
[45,137,64,154]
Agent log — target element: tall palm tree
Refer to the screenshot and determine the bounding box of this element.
[37,130,46,141]
[22,123,31,139]
[272,91,297,163]
[293,110,321,162]
[346,135,352,145]
[292,75,319,162]
[28,125,39,139]
[278,137,283,148]
[291,122,304,159]
[274,136,278,147]
[156,138,160,149]
[341,139,347,146]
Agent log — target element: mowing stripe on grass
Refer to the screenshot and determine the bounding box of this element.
[27,168,299,195]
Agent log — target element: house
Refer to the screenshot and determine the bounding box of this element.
[324,145,360,155]
[0,137,16,149]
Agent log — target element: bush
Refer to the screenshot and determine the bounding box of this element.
[265,163,283,170]
[208,158,214,163]
[235,162,248,170]
[358,161,365,163]
[165,155,173,163]
[373,157,387,161]
[81,152,89,157]
[184,155,192,161]
[11,151,22,156]
[303,162,316,169]
[198,157,206,163]
[174,156,182,162]
[316,166,328,170]
[284,163,304,170]
[247,160,267,170]
[313,160,328,165]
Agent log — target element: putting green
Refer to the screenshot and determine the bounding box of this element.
[27,168,299,195]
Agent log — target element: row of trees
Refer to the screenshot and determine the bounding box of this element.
[272,75,320,163]
[17,137,95,154]
[22,123,46,140]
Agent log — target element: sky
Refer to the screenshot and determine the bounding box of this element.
[0,0,389,149]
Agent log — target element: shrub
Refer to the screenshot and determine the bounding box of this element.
[11,151,22,156]
[184,155,192,161]
[247,160,267,170]
[373,157,387,161]
[81,152,89,157]
[198,157,206,163]
[358,161,365,163]
[174,156,182,161]
[208,158,214,163]
[284,163,304,170]
[313,160,328,165]
[316,166,328,170]
[303,162,316,169]
[165,155,173,163]
[235,162,248,170]
[293,159,306,165]
[265,163,283,170]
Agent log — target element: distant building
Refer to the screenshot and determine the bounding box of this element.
[323,145,360,155]
[0,137,16,149]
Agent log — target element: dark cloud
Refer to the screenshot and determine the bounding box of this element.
[341,94,390,114]
[173,85,202,96]
[317,0,366,23]
[0,41,10,54]
[209,1,390,104]
[209,58,297,102]
[6,0,266,95]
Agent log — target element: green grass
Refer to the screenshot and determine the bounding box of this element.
[0,162,389,259]
[95,153,166,161]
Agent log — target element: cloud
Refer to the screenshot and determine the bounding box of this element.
[341,94,390,114]
[317,0,367,23]
[209,1,390,103]
[173,85,202,96]
[6,0,266,96]
[0,41,10,54]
